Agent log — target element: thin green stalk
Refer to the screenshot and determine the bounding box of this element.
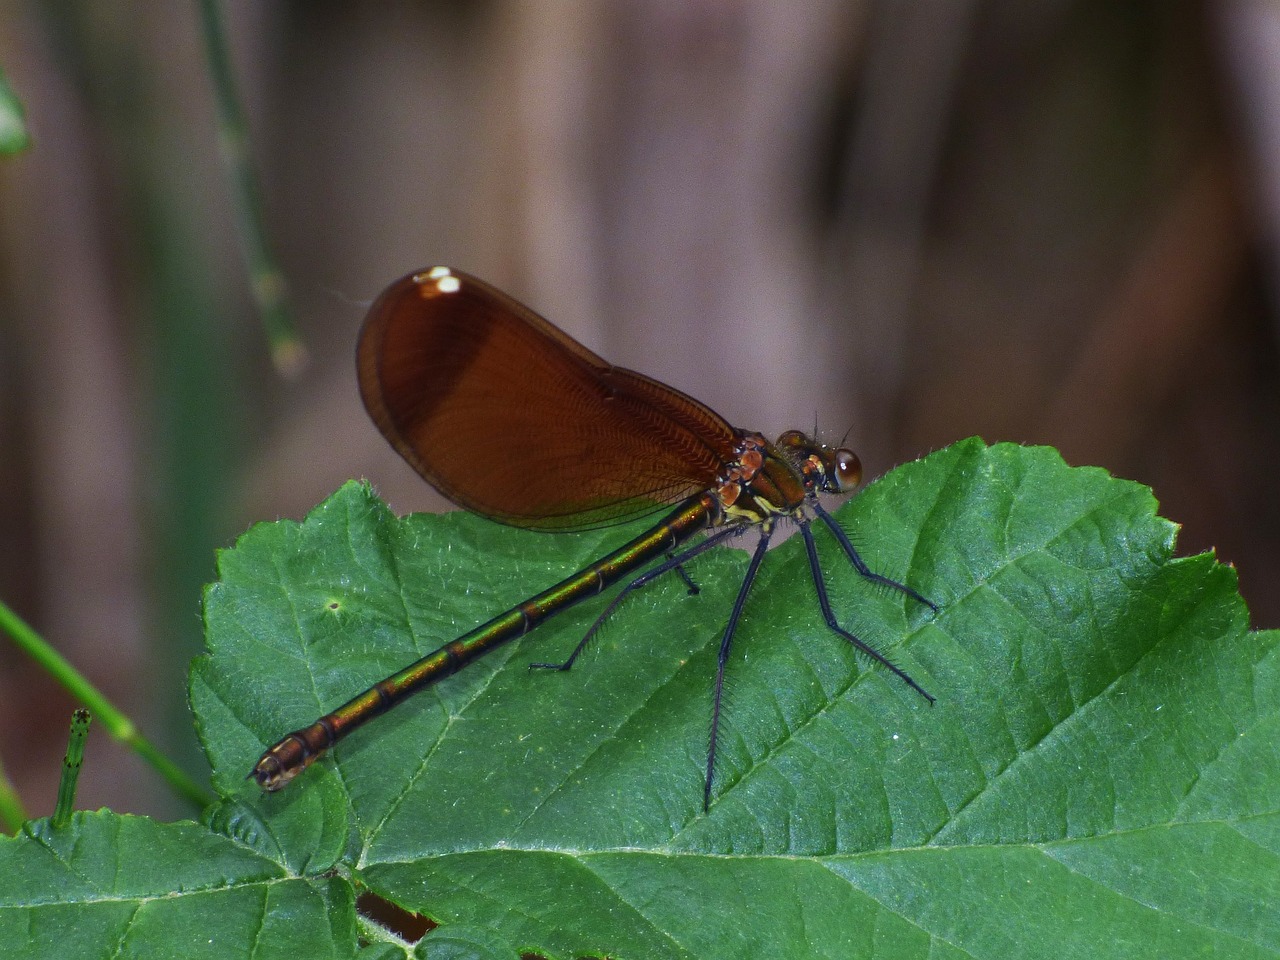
[194,0,307,376]
[0,751,28,834]
[52,710,91,828]
[0,64,32,154]
[0,598,213,811]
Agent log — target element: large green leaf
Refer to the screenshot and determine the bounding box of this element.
[3,439,1276,958]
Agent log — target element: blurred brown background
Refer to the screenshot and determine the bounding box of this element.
[1,0,1277,821]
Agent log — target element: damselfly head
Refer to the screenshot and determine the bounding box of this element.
[775,430,863,496]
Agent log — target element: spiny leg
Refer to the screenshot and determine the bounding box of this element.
[528,524,744,672]
[811,500,937,612]
[672,559,700,595]
[799,520,935,705]
[704,525,773,812]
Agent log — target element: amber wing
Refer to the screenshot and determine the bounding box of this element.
[357,268,741,530]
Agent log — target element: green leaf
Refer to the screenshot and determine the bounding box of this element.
[5,439,1277,958]
[0,810,355,959]
[194,437,1280,957]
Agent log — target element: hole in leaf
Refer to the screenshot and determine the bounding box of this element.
[356,891,433,943]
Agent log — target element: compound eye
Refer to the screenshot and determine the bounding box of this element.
[833,449,862,492]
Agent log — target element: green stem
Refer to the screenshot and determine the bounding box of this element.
[194,0,307,376]
[0,598,213,811]
[0,751,28,834]
[52,710,91,828]
[0,64,32,155]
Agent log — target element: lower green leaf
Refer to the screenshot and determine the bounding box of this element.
[4,439,1274,959]
[0,811,355,959]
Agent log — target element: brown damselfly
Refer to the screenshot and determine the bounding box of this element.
[251,266,935,810]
